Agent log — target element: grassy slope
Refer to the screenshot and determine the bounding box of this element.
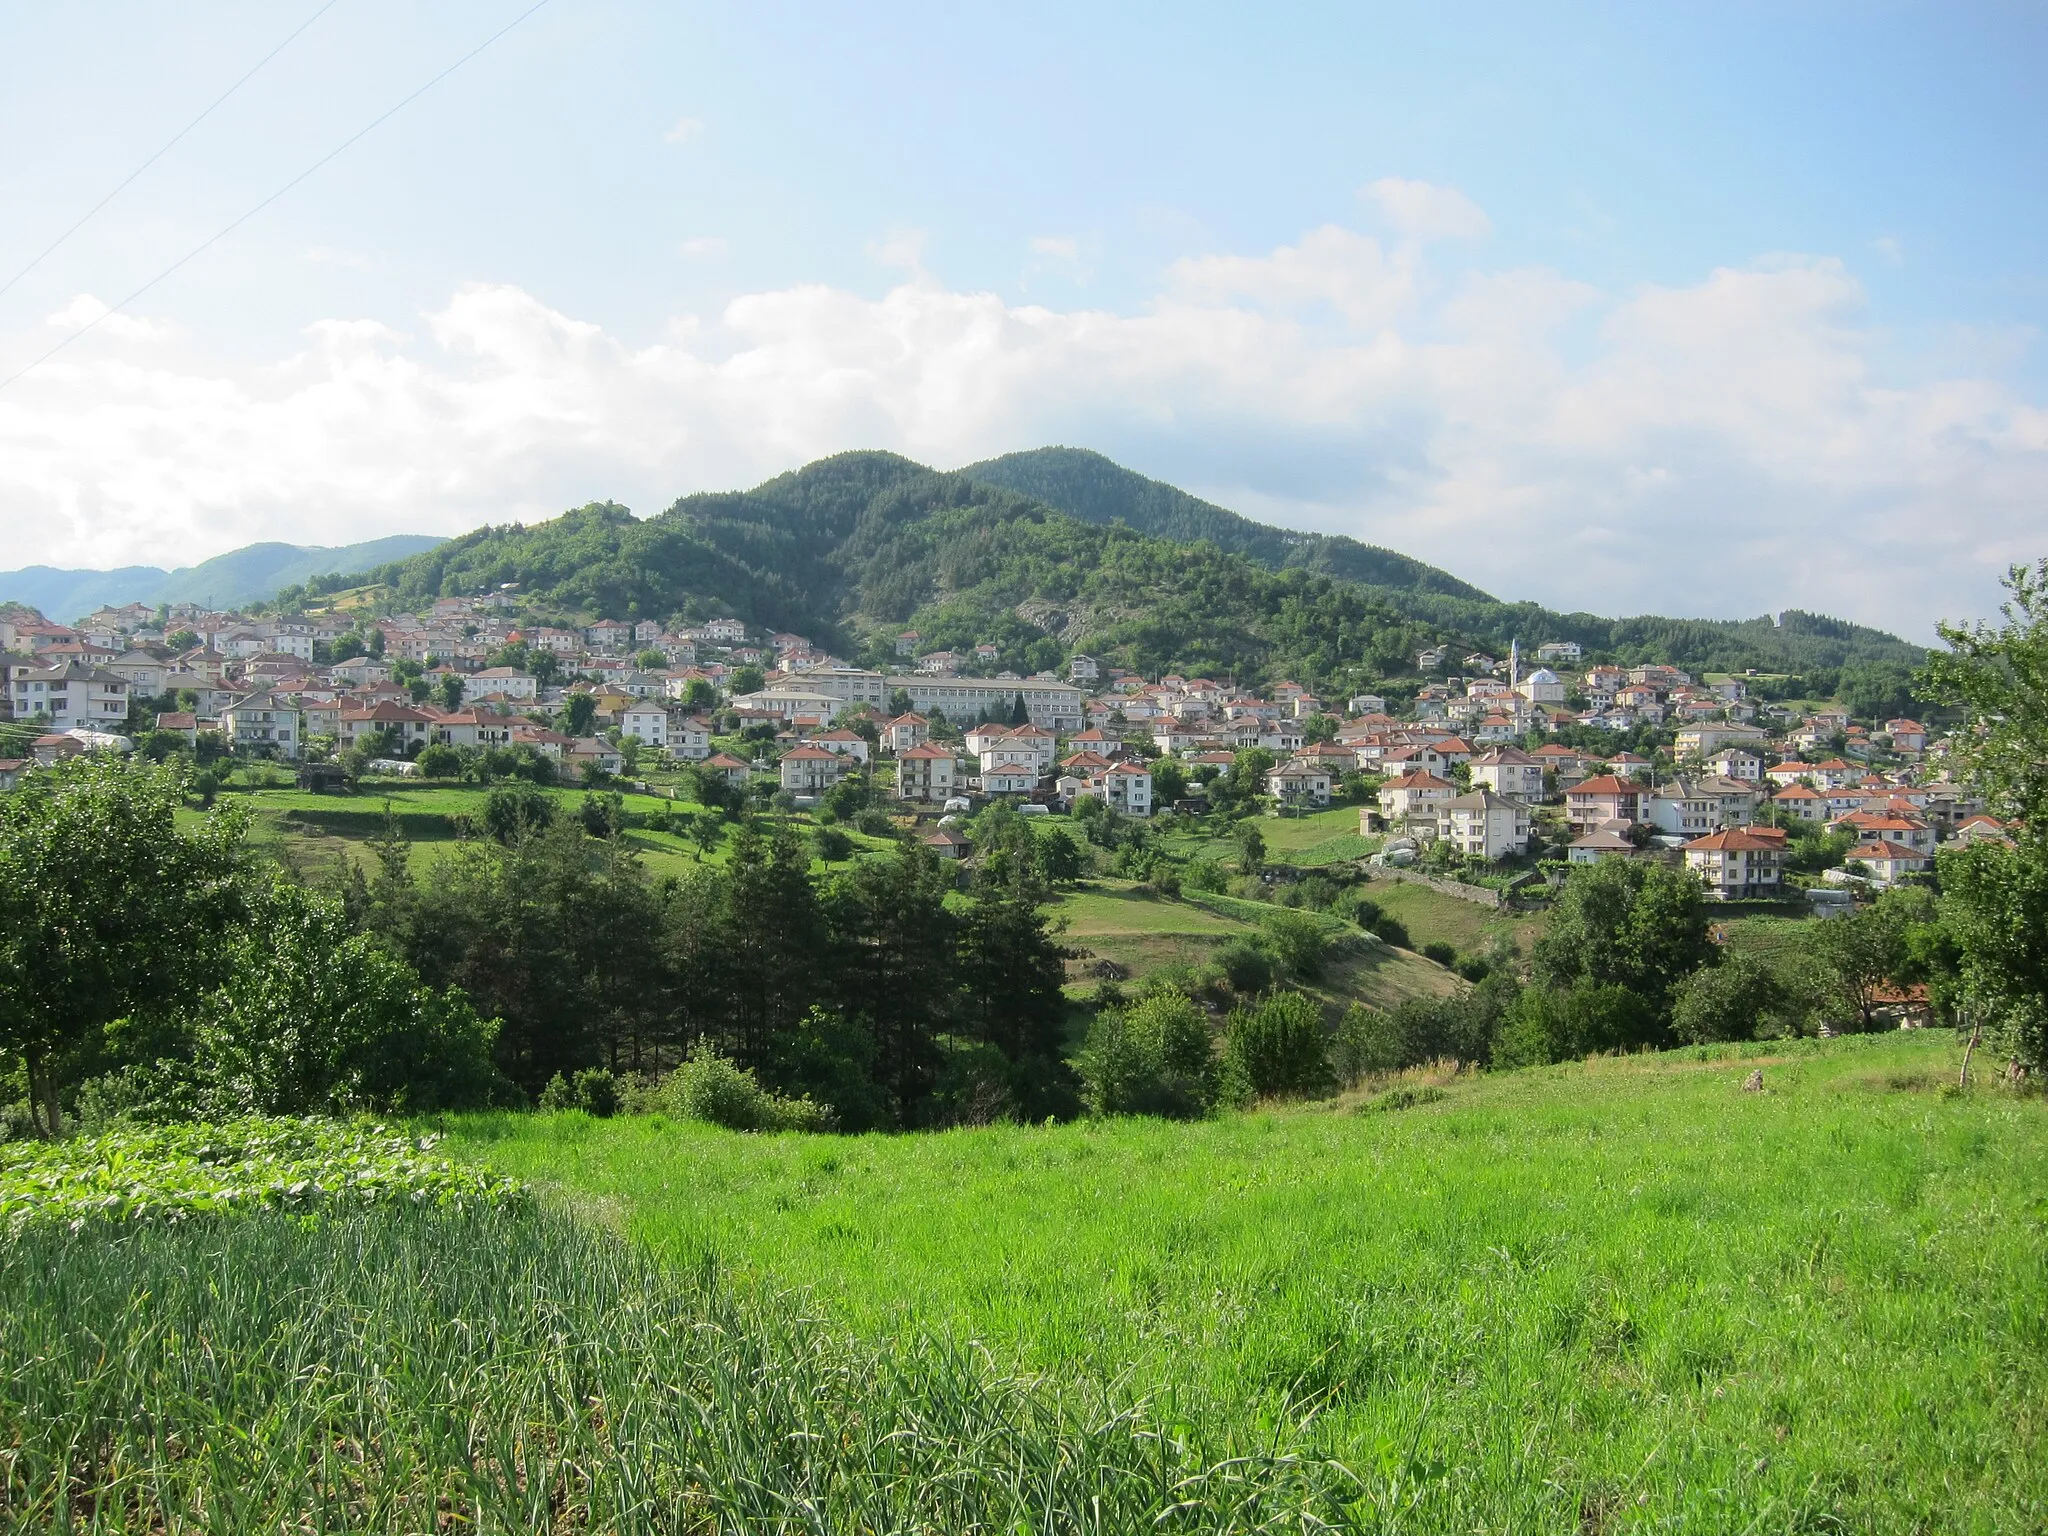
[1053,877,1459,1010]
[447,1032,2047,1530]
[1361,876,1551,960]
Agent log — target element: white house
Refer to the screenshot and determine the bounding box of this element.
[6,662,130,731]
[668,716,712,760]
[1437,789,1532,860]
[219,691,302,758]
[1469,746,1545,802]
[1266,760,1332,807]
[1096,760,1153,816]
[1707,748,1763,781]
[895,743,957,803]
[1515,667,1567,705]
[618,703,668,747]
[882,713,930,752]
[1378,770,1455,824]
[1684,828,1785,900]
[779,744,853,793]
[1068,654,1101,681]
[1536,641,1582,664]
[470,667,539,702]
[809,727,871,764]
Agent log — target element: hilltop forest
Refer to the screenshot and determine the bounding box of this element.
[280,448,1929,693]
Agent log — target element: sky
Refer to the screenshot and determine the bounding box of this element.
[1,2,2045,642]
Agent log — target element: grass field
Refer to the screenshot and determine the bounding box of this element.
[1359,875,1550,961]
[445,1030,2048,1531]
[1054,878,1458,1011]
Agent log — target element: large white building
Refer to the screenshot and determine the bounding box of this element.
[5,661,130,731]
[773,667,1085,730]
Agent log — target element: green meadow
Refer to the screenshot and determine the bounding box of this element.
[438,1029,2048,1531]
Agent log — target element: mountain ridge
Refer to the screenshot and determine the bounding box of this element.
[0,535,446,620]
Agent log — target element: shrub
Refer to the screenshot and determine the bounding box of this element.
[660,1044,832,1133]
[855,807,897,837]
[1329,1004,1403,1087]
[1494,981,1656,1069]
[1262,909,1329,981]
[571,1068,621,1117]
[1223,991,1334,1100]
[814,826,855,861]
[1077,992,1218,1119]
[1422,941,1458,968]
[1670,953,1789,1044]
[1215,939,1275,996]
[1372,914,1412,949]
[414,744,461,779]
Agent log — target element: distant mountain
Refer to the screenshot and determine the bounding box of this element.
[0,535,445,620]
[332,449,1925,691]
[964,447,1494,601]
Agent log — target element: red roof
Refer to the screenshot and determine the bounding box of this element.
[1570,775,1640,796]
[900,743,954,760]
[1684,828,1783,852]
[1383,770,1453,791]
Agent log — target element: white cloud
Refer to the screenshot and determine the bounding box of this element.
[1873,236,1904,266]
[1360,177,1493,241]
[43,293,173,343]
[678,236,728,258]
[1030,236,1080,261]
[663,116,705,145]
[2,230,2041,640]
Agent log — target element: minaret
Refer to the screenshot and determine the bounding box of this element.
[1510,638,1520,690]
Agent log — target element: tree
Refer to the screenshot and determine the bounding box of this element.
[415,744,461,779]
[637,648,668,671]
[1223,991,1332,1099]
[1802,898,1915,1032]
[1670,953,1787,1044]
[1261,909,1328,981]
[1077,991,1218,1119]
[1531,858,1713,1036]
[560,693,597,736]
[1494,981,1656,1068]
[1941,839,2048,1073]
[1150,755,1188,807]
[1235,822,1267,875]
[0,759,250,1133]
[680,677,717,712]
[1038,827,1084,886]
[438,674,465,710]
[730,665,765,697]
[1924,561,2048,825]
[483,782,555,844]
[956,859,1072,1116]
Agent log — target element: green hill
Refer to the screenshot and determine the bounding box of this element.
[305,449,1925,689]
[0,535,445,620]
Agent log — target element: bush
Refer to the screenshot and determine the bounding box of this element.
[1372,914,1412,949]
[855,808,897,837]
[414,744,461,779]
[1262,909,1329,981]
[572,1068,621,1117]
[659,1044,832,1133]
[1494,981,1657,1069]
[1215,939,1275,996]
[1422,941,1458,968]
[814,826,855,861]
[1670,953,1788,1044]
[1077,992,1218,1119]
[1329,1004,1402,1087]
[1223,991,1334,1100]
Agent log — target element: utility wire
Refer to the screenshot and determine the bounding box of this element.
[0,0,553,395]
[0,0,347,304]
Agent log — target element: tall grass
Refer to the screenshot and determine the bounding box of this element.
[451,1032,2048,1532]
[1,1205,1385,1533]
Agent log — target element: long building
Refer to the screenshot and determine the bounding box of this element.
[764,667,1086,730]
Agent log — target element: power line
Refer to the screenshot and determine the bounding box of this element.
[0,0,554,395]
[0,0,347,304]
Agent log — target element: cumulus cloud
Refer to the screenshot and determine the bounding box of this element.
[1030,236,1080,261]
[678,236,728,258]
[663,116,705,145]
[1,227,2041,639]
[43,293,174,343]
[1360,177,1493,241]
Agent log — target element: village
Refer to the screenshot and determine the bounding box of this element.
[0,593,1998,905]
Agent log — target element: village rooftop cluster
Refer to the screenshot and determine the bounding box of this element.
[0,598,1993,900]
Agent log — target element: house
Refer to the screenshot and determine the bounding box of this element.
[702,617,748,643]
[881,712,930,752]
[1645,780,1720,839]
[1536,641,1583,664]
[564,737,624,777]
[808,727,871,763]
[1426,736,1478,768]
[668,716,713,760]
[701,751,753,788]
[1707,748,1763,782]
[215,692,301,758]
[1347,693,1388,717]
[895,742,958,803]
[1675,722,1770,759]
[1566,774,1647,832]
[1886,718,1928,754]
[1084,761,1153,816]
[1683,828,1786,900]
[1469,746,1545,802]
[154,711,199,743]
[1848,839,1932,887]
[511,726,574,760]
[1568,828,1638,865]
[6,661,130,731]
[1831,810,1936,854]
[0,759,27,792]
[779,744,853,793]
[1952,814,2012,848]
[617,703,668,746]
[922,825,971,859]
[1438,789,1532,860]
[1379,770,1455,825]
[340,701,436,752]
[1066,653,1100,682]
[1266,760,1333,808]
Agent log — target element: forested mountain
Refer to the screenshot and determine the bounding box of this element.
[964,447,1493,600]
[302,449,1927,690]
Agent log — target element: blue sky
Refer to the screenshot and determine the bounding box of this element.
[2,1,2044,640]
